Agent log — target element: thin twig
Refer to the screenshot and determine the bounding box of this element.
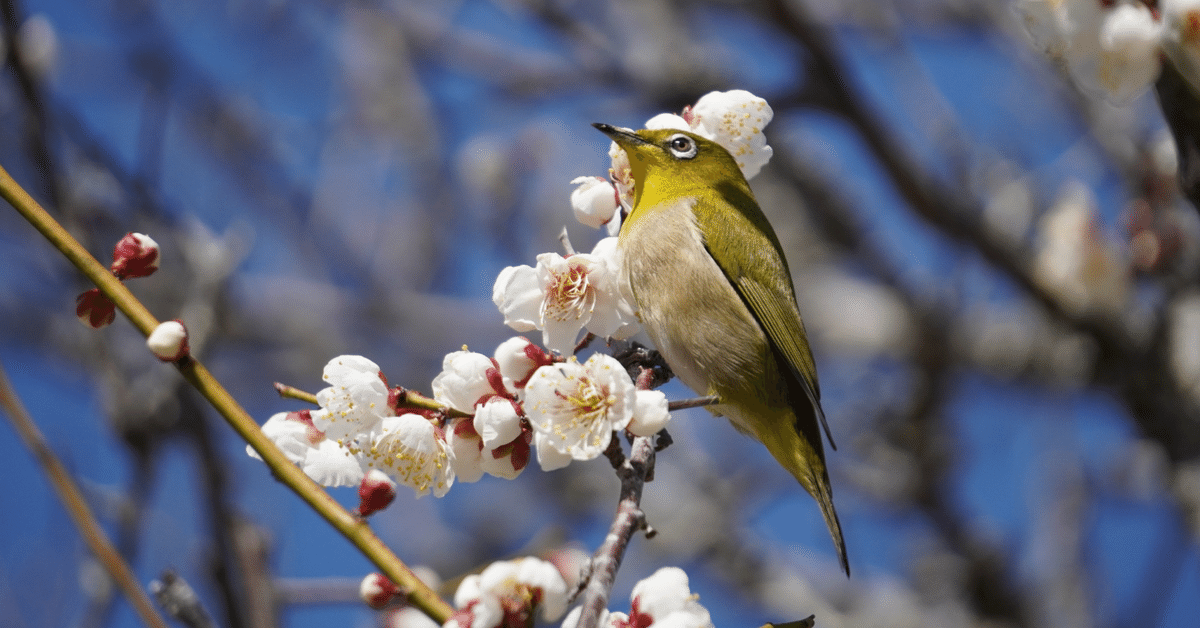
[667,395,720,411]
[0,361,171,628]
[274,382,319,406]
[0,163,455,622]
[575,435,657,627]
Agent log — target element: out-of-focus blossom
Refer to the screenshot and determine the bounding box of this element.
[146,320,189,362]
[1018,0,1163,103]
[561,567,712,628]
[356,469,397,517]
[493,237,639,355]
[524,353,636,460]
[248,411,365,487]
[446,557,568,628]
[1033,182,1129,316]
[312,355,391,442]
[1163,0,1200,92]
[360,572,400,610]
[76,288,116,329]
[110,232,160,279]
[571,176,621,229]
[367,414,454,498]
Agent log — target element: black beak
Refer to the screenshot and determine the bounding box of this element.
[592,122,648,145]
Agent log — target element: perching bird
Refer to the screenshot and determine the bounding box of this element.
[594,123,849,576]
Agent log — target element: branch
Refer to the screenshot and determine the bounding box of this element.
[575,435,657,628]
[0,163,455,623]
[0,361,171,628]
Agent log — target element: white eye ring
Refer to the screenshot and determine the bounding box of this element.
[666,133,697,159]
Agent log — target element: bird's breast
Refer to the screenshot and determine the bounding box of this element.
[618,198,771,425]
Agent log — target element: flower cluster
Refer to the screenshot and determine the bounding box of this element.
[251,341,670,502]
[1018,0,1200,104]
[568,89,774,234]
[561,567,714,628]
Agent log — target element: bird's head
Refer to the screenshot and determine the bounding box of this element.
[592,123,746,202]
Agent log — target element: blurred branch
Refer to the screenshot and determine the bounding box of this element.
[0,163,455,623]
[150,571,216,628]
[1156,59,1200,211]
[0,361,171,628]
[1,0,60,208]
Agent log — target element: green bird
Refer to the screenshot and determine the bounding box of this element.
[594,123,848,576]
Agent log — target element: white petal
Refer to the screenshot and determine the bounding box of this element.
[493,336,543,389]
[313,355,389,441]
[493,265,543,333]
[432,350,497,413]
[474,398,523,449]
[370,415,455,497]
[447,418,485,484]
[300,439,366,488]
[644,113,689,130]
[570,176,619,229]
[534,431,573,471]
[628,390,671,437]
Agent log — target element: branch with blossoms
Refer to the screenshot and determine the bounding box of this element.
[4,88,807,627]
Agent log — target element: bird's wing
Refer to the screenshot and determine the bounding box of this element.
[734,277,835,451]
[700,183,835,450]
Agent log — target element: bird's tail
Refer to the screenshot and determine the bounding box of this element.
[754,407,850,576]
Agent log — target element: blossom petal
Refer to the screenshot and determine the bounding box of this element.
[494,265,543,333]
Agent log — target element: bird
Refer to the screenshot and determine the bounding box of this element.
[593,123,849,576]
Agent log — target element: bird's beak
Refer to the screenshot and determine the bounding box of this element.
[592,123,648,146]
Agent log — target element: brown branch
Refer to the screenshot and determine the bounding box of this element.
[574,435,657,628]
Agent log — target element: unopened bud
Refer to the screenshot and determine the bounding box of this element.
[360,572,401,610]
[146,320,189,361]
[75,289,116,329]
[110,232,160,279]
[357,469,397,517]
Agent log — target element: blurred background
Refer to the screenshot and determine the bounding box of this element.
[2,0,1199,627]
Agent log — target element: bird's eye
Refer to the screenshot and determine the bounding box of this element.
[666,134,697,159]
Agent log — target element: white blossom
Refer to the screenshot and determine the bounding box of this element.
[561,567,711,628]
[248,411,365,488]
[146,320,189,362]
[1033,182,1129,316]
[447,417,486,483]
[367,414,454,498]
[431,350,497,414]
[493,336,550,393]
[1097,3,1164,103]
[688,89,775,178]
[524,353,636,460]
[570,176,620,229]
[1163,0,1200,92]
[493,238,639,355]
[312,355,390,442]
[449,557,568,627]
[628,389,671,437]
[534,430,574,471]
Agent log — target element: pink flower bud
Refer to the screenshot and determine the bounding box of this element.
[146,320,189,361]
[110,232,160,279]
[356,469,397,517]
[359,572,401,610]
[75,288,116,329]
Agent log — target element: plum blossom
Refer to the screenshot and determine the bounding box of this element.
[445,557,568,628]
[524,353,637,460]
[1163,0,1200,93]
[493,237,639,355]
[1017,0,1164,103]
[1033,182,1129,316]
[570,176,621,229]
[312,355,391,442]
[366,413,454,498]
[248,410,365,488]
[560,567,712,628]
[493,336,553,394]
[628,389,671,437]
